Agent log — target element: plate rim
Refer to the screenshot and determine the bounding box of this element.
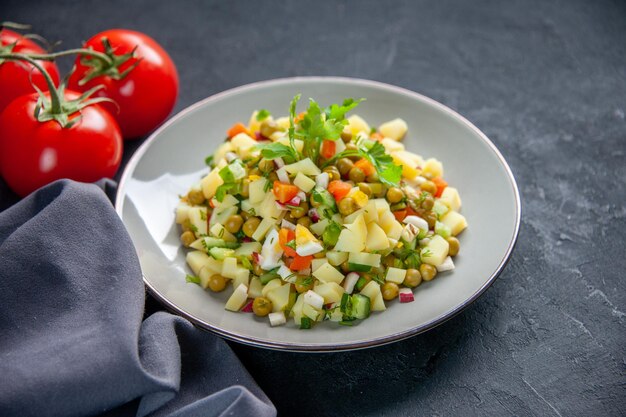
[115,76,521,352]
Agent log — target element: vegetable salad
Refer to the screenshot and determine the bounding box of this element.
[176,95,467,328]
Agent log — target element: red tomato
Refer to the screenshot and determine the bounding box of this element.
[289,254,313,271]
[0,91,123,197]
[273,181,299,204]
[320,140,336,159]
[327,180,352,202]
[68,29,178,139]
[432,177,448,197]
[0,29,60,114]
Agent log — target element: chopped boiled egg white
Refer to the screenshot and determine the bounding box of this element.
[295,224,323,256]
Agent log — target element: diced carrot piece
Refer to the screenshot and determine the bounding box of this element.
[354,158,376,176]
[370,132,384,141]
[393,209,408,222]
[294,112,306,123]
[227,122,250,138]
[279,228,297,257]
[327,180,352,202]
[432,177,448,198]
[273,181,299,204]
[320,140,336,159]
[289,254,313,271]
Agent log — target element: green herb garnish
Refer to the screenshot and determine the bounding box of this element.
[185,274,201,285]
[256,109,271,121]
[255,142,298,164]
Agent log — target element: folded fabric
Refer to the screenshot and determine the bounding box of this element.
[0,180,276,417]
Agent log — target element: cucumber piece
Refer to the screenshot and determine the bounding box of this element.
[300,317,313,329]
[354,276,368,291]
[312,187,337,210]
[432,200,449,218]
[208,247,235,260]
[340,293,371,320]
[340,293,351,314]
[347,263,372,272]
[259,268,280,285]
[435,221,452,239]
[350,294,371,319]
[202,237,240,250]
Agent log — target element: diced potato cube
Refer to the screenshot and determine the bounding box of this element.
[379,118,408,141]
[293,172,316,192]
[213,142,234,166]
[326,251,348,266]
[196,259,224,289]
[385,267,407,284]
[381,137,405,153]
[439,187,462,212]
[186,250,212,276]
[252,217,275,241]
[422,158,444,178]
[309,219,328,236]
[261,279,283,297]
[232,268,250,290]
[348,252,381,268]
[346,115,370,136]
[248,277,263,298]
[334,229,364,253]
[302,303,323,321]
[216,194,239,208]
[275,116,290,130]
[248,111,262,133]
[258,192,282,219]
[249,178,268,204]
[234,242,262,257]
[392,151,420,180]
[225,284,248,311]
[366,222,389,251]
[210,223,236,242]
[314,282,345,304]
[230,133,257,157]
[240,199,260,217]
[200,168,224,199]
[209,206,238,229]
[188,207,208,236]
[373,198,390,216]
[440,211,467,236]
[379,211,403,241]
[221,257,238,279]
[175,202,191,224]
[421,235,449,266]
[312,263,345,284]
[267,283,291,312]
[311,258,328,273]
[284,158,321,176]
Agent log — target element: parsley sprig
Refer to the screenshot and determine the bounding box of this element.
[323,137,402,186]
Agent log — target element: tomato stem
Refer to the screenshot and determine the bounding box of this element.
[21,48,114,66]
[0,53,62,113]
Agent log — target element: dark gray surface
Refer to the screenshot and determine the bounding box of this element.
[1,0,625,416]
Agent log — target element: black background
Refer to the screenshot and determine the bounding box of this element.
[1,1,625,416]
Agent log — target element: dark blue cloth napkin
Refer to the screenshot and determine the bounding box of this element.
[0,180,276,417]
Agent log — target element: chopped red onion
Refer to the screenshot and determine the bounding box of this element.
[308,208,320,223]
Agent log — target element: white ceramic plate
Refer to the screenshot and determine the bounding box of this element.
[115,77,520,352]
